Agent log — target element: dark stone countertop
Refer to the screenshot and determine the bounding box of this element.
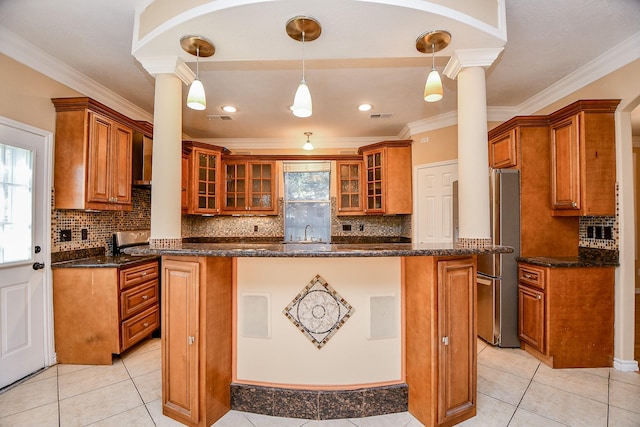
[124,242,513,258]
[517,256,619,268]
[51,254,160,269]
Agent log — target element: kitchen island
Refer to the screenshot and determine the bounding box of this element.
[126,242,512,427]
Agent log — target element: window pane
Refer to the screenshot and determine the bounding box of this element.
[1,143,33,264]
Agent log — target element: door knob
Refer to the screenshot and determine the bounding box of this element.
[32,262,45,270]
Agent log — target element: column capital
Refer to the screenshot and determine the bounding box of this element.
[443,48,504,80]
[136,56,195,85]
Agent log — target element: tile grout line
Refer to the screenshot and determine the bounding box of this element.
[506,360,540,426]
[120,352,158,426]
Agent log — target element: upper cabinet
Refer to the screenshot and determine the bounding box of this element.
[358,140,412,215]
[222,158,277,215]
[52,97,145,211]
[488,128,518,169]
[336,160,364,215]
[549,100,619,216]
[182,141,229,215]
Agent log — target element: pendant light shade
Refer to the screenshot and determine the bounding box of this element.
[302,132,314,151]
[416,30,451,103]
[187,79,206,110]
[286,16,321,118]
[293,80,312,118]
[180,35,215,111]
[424,68,443,102]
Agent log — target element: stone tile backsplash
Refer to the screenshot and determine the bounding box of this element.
[52,188,151,255]
[577,183,619,250]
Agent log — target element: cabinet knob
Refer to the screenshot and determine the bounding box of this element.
[143,322,149,327]
[188,336,195,345]
[537,295,542,300]
[442,336,449,346]
[141,295,148,300]
[571,202,577,208]
[141,271,146,276]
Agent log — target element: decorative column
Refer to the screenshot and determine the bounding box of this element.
[137,57,195,249]
[444,48,503,246]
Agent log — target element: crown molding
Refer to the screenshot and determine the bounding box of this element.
[516,31,640,116]
[195,136,394,151]
[0,25,153,123]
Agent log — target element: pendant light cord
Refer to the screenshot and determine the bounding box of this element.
[431,43,436,71]
[196,46,200,79]
[301,31,306,82]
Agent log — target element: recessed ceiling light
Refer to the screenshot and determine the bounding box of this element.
[358,104,372,112]
[221,105,237,113]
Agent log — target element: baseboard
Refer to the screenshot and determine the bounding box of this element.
[613,358,639,372]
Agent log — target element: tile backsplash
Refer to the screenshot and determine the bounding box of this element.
[577,183,619,250]
[52,188,151,255]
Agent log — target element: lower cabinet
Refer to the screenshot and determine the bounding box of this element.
[405,256,476,427]
[161,256,232,427]
[517,262,614,368]
[52,259,159,365]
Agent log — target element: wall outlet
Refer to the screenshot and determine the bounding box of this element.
[254,225,259,232]
[359,224,365,231]
[60,229,72,242]
[342,224,352,232]
[81,229,88,240]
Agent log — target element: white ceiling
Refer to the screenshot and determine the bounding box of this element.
[0,0,639,148]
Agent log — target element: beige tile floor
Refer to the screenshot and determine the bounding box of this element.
[1,338,639,426]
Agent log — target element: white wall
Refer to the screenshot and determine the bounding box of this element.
[236,257,402,386]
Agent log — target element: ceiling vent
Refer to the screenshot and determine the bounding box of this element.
[369,112,393,119]
[206,115,233,120]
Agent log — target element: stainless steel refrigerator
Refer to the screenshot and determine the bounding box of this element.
[476,169,521,347]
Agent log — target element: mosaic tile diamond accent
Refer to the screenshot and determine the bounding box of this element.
[283,274,354,349]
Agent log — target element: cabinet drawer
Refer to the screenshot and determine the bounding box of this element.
[121,306,159,351]
[121,280,158,319]
[518,265,545,290]
[120,261,158,290]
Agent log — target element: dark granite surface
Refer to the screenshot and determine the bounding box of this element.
[517,256,618,268]
[230,383,408,420]
[125,242,513,258]
[51,254,159,269]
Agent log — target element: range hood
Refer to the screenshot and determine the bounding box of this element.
[132,131,152,187]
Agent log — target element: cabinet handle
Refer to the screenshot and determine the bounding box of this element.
[141,295,148,300]
[571,202,577,208]
[143,322,149,327]
[188,336,195,345]
[141,271,147,276]
[524,273,533,279]
[442,336,449,346]
[537,295,541,300]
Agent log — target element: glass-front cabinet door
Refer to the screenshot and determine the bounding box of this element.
[194,149,220,213]
[364,149,384,213]
[182,141,227,215]
[222,160,276,214]
[336,160,363,215]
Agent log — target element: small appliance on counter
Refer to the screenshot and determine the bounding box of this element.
[476,169,521,348]
[113,229,151,255]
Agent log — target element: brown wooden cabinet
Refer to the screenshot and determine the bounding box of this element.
[161,256,232,427]
[487,116,578,257]
[336,160,364,215]
[517,264,546,353]
[358,140,412,215]
[52,97,138,211]
[549,100,619,216]
[405,256,476,427]
[222,159,277,214]
[517,262,614,368]
[182,141,229,215]
[488,128,517,168]
[53,259,159,365]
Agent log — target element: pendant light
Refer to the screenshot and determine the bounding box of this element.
[286,16,321,118]
[416,30,451,103]
[180,35,215,111]
[302,132,314,151]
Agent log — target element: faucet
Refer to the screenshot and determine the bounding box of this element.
[304,224,313,241]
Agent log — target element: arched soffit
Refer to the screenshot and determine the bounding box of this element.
[133,0,506,63]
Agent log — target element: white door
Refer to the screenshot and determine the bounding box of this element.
[414,161,458,244]
[0,117,52,388]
